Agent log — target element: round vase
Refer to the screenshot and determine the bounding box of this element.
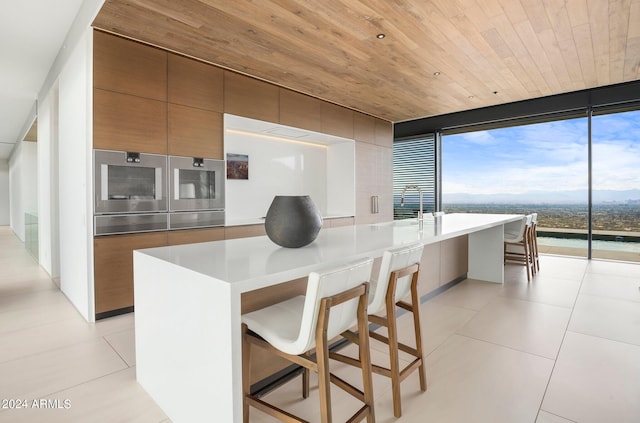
[265,195,323,248]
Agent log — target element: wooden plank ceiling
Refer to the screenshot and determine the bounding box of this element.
[92,0,640,123]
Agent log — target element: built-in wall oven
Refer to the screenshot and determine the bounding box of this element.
[168,156,225,229]
[93,149,168,235]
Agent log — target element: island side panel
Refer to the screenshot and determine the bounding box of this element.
[467,224,505,283]
[134,251,242,422]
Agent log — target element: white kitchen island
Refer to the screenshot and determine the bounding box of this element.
[133,213,521,422]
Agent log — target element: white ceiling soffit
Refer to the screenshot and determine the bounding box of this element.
[0,0,85,160]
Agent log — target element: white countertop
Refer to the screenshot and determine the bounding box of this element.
[137,213,521,293]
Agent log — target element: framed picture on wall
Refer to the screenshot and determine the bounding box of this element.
[227,153,249,180]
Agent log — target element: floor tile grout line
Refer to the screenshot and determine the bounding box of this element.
[537,409,579,423]
[102,335,133,368]
[563,328,640,349]
[533,257,589,423]
[451,333,557,362]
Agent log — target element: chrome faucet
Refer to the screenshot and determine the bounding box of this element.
[400,185,424,220]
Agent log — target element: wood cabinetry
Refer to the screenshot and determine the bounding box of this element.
[168,104,223,158]
[93,89,167,154]
[167,227,225,245]
[355,142,393,224]
[93,31,167,101]
[321,102,354,139]
[279,89,322,132]
[168,53,223,112]
[94,232,168,316]
[224,71,279,123]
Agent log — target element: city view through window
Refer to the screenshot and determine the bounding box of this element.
[441,109,640,261]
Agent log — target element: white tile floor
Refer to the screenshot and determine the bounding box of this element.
[1,226,639,422]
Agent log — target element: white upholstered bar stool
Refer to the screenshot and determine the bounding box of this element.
[432,211,445,217]
[241,258,376,423]
[333,242,426,418]
[504,214,534,282]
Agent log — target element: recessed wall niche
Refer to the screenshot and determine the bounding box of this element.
[223,114,355,224]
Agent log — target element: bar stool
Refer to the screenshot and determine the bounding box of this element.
[241,258,376,423]
[504,214,534,282]
[333,242,426,418]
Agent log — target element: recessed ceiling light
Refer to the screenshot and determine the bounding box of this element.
[433,71,441,76]
[493,91,498,94]
[376,33,385,39]
[468,95,474,99]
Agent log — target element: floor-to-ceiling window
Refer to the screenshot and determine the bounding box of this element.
[441,117,589,257]
[591,108,640,261]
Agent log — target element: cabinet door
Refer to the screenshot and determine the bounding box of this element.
[93,30,167,101]
[168,104,223,158]
[354,112,376,145]
[94,232,168,315]
[167,227,225,246]
[223,71,279,123]
[321,102,354,139]
[94,89,167,154]
[168,53,223,112]
[279,89,322,132]
[355,142,393,224]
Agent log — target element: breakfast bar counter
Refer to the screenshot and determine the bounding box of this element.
[133,213,521,422]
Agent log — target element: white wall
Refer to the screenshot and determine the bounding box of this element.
[57,29,94,321]
[37,84,60,277]
[327,142,355,216]
[8,141,38,241]
[0,160,9,225]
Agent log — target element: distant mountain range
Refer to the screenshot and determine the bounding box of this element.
[442,189,640,204]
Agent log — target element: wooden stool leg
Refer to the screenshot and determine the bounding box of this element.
[241,323,251,423]
[411,280,427,391]
[358,286,376,423]
[316,304,333,423]
[386,298,403,417]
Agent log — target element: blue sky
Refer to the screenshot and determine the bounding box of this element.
[442,110,640,201]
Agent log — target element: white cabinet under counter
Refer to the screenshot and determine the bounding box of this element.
[133,213,520,422]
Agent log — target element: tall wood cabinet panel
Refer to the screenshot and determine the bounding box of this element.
[168,103,223,159]
[94,232,168,315]
[321,102,354,139]
[355,141,393,224]
[223,71,279,123]
[93,31,167,101]
[167,227,225,246]
[279,89,322,132]
[168,53,223,112]
[93,89,167,154]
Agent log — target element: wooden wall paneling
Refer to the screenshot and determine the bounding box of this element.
[223,71,279,123]
[320,102,354,139]
[93,30,167,101]
[224,224,266,239]
[168,103,223,158]
[353,112,376,144]
[93,89,167,154]
[168,53,224,112]
[440,235,469,286]
[94,232,168,314]
[167,227,225,246]
[279,89,322,132]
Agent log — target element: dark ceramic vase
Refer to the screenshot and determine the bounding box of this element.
[265,195,323,248]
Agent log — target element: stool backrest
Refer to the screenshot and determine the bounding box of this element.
[369,242,424,315]
[295,258,374,354]
[505,214,532,242]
